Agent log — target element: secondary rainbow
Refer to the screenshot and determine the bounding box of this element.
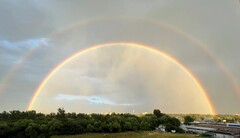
[27,42,216,115]
[2,17,239,99]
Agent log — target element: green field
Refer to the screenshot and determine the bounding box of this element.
[52,132,202,138]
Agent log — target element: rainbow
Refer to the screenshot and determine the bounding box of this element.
[0,46,44,93]
[1,17,239,99]
[27,42,216,115]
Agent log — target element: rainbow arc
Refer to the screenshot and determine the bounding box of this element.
[27,42,216,115]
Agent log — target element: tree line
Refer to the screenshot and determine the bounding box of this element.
[0,108,183,138]
[170,113,240,124]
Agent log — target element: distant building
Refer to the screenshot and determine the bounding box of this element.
[227,123,240,128]
[182,125,215,134]
[141,112,148,115]
[203,117,214,123]
[234,113,240,116]
[183,123,240,138]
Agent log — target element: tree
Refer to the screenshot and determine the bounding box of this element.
[48,119,63,135]
[112,121,121,132]
[25,123,39,138]
[213,115,222,123]
[87,124,94,132]
[0,122,9,137]
[1,111,9,121]
[160,115,171,124]
[226,116,234,123]
[0,108,184,136]
[123,121,132,131]
[56,108,66,121]
[140,121,150,130]
[170,117,181,127]
[184,116,195,125]
[164,123,176,132]
[12,119,32,137]
[153,109,163,118]
[128,117,139,131]
[39,124,49,137]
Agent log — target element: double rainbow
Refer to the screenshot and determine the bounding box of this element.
[1,17,238,114]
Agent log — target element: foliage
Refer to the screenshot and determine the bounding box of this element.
[184,115,195,125]
[170,114,240,124]
[0,108,183,137]
[153,109,163,118]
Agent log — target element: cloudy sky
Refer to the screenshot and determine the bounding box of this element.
[0,0,239,114]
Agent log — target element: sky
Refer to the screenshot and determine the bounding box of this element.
[0,0,240,114]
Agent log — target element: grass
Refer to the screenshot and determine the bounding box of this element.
[52,131,203,138]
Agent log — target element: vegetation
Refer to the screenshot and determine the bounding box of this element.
[170,114,240,124]
[184,115,195,125]
[0,108,183,138]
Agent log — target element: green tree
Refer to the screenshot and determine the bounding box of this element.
[153,109,163,118]
[12,119,32,137]
[128,117,139,131]
[184,116,195,125]
[48,119,63,135]
[87,124,95,132]
[226,116,234,123]
[56,108,66,120]
[213,115,222,123]
[0,122,9,137]
[112,121,121,132]
[39,124,49,137]
[123,121,132,131]
[25,123,39,138]
[0,111,9,121]
[0,108,185,136]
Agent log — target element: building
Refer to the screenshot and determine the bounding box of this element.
[183,123,240,138]
[182,125,215,134]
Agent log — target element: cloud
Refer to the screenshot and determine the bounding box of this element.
[55,94,134,106]
[55,94,83,100]
[0,38,50,68]
[0,38,49,50]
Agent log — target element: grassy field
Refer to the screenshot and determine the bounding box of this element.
[52,131,202,138]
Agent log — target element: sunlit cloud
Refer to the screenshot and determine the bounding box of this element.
[55,94,134,106]
[55,94,80,100]
[0,38,49,50]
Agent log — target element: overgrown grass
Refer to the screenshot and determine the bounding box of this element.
[52,131,202,138]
